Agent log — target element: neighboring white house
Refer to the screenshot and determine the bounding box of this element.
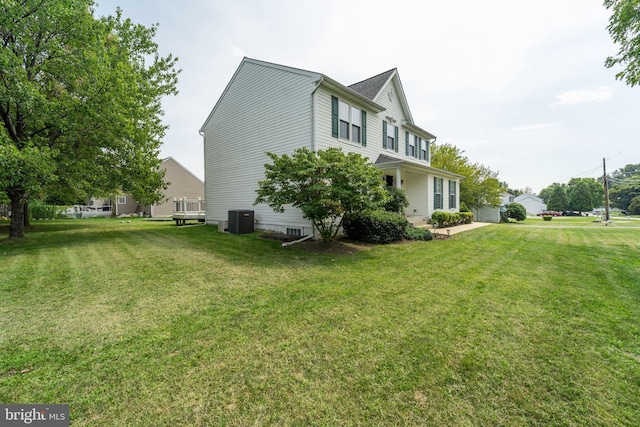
[515,193,547,216]
[200,57,463,235]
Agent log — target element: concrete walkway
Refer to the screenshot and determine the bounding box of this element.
[431,222,493,235]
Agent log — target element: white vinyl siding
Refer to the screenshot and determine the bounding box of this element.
[202,60,318,232]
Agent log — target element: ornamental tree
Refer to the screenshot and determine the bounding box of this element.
[1,0,179,239]
[430,142,502,210]
[254,147,389,242]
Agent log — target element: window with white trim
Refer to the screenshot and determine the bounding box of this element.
[331,96,366,145]
[434,177,443,210]
[387,123,397,151]
[117,196,127,205]
[339,100,350,140]
[408,133,416,157]
[420,138,428,161]
[351,106,361,143]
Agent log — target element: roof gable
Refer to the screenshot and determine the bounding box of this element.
[348,69,396,100]
[200,57,322,131]
[350,68,415,125]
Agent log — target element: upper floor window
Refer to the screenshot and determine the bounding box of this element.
[406,132,416,157]
[117,196,127,205]
[351,106,361,143]
[420,138,428,161]
[331,96,366,146]
[383,121,398,152]
[339,100,350,139]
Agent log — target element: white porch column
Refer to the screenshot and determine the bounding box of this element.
[395,167,402,189]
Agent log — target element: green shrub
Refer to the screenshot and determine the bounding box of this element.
[459,201,470,213]
[404,226,434,241]
[505,202,527,221]
[430,211,474,227]
[343,210,408,244]
[30,200,66,219]
[384,187,409,213]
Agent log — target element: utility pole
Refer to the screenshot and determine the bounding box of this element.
[603,158,610,222]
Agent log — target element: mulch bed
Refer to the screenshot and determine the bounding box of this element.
[260,232,449,255]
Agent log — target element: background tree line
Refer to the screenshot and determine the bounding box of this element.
[538,163,640,214]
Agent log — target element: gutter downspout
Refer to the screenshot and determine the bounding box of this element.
[282,234,314,248]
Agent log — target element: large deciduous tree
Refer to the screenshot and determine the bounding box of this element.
[431,143,502,210]
[605,0,640,86]
[1,0,179,239]
[608,163,640,209]
[540,183,569,212]
[254,147,388,243]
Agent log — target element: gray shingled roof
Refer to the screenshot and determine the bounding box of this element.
[348,69,396,100]
[374,154,403,165]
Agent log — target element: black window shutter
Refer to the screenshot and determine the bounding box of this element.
[382,121,387,149]
[405,131,409,156]
[394,126,399,153]
[361,110,367,147]
[331,96,338,138]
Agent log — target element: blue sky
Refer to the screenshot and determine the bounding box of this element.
[93,0,640,193]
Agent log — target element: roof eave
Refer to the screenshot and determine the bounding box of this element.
[316,76,386,113]
[403,122,436,141]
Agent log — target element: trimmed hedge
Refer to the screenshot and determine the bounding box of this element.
[430,211,473,228]
[343,210,408,244]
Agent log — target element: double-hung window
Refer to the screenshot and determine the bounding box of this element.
[434,177,443,210]
[339,101,350,140]
[406,132,416,157]
[331,96,366,146]
[420,138,428,161]
[383,121,398,152]
[351,106,361,143]
[449,180,457,209]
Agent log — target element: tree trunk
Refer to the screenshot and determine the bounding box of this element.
[8,187,26,239]
[23,202,30,228]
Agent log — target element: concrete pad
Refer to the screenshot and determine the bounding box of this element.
[432,222,493,235]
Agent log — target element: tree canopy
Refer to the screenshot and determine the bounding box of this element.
[608,163,640,210]
[431,142,502,210]
[605,0,640,86]
[254,147,388,243]
[546,183,570,212]
[539,178,603,213]
[1,0,179,238]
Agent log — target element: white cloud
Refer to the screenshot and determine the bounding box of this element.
[552,87,613,106]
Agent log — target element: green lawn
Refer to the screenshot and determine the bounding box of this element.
[1,217,639,426]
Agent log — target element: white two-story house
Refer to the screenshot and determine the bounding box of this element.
[200,57,462,235]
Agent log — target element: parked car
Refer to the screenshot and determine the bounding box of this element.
[562,211,582,217]
[537,210,562,216]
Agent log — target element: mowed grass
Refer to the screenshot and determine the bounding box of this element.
[1,217,639,426]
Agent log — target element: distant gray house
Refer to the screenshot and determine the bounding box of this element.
[472,193,516,223]
[200,57,463,235]
[84,157,204,217]
[515,193,547,216]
